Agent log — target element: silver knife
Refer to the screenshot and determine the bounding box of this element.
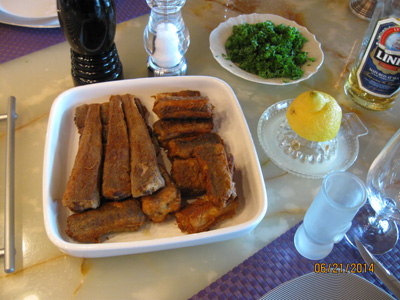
[355,238,400,299]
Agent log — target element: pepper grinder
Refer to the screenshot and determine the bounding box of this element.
[144,0,190,76]
[57,0,123,86]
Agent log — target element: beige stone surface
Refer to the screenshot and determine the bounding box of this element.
[0,1,399,299]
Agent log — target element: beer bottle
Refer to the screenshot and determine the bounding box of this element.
[344,0,400,111]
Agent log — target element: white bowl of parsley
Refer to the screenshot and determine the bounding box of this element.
[209,13,324,85]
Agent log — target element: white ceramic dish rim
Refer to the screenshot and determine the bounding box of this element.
[209,13,324,85]
[42,76,268,257]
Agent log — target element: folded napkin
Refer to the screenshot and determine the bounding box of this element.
[190,222,400,300]
[0,0,150,63]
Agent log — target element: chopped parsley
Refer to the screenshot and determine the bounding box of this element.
[225,21,313,80]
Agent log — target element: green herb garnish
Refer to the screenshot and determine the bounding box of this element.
[225,21,312,80]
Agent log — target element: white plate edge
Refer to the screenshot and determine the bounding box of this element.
[209,13,324,85]
[0,9,59,28]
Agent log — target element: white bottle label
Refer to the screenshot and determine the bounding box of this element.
[357,17,400,97]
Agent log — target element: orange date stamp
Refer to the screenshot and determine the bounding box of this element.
[314,263,374,274]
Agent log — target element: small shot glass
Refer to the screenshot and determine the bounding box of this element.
[294,171,367,260]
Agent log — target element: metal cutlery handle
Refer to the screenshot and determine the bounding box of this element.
[1,96,16,273]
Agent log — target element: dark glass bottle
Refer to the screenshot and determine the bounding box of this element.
[57,0,123,86]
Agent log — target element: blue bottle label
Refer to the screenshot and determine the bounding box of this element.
[357,18,400,97]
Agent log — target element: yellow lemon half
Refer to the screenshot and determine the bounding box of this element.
[286,90,342,142]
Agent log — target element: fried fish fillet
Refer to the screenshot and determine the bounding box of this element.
[102,96,131,200]
[171,152,235,197]
[152,96,214,119]
[74,102,110,141]
[153,118,214,146]
[141,165,181,223]
[166,132,223,159]
[74,104,88,133]
[171,158,207,197]
[121,94,165,197]
[63,104,103,212]
[133,96,148,120]
[175,196,239,234]
[194,143,235,208]
[66,199,146,243]
[153,90,201,100]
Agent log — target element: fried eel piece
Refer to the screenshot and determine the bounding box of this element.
[63,104,103,212]
[152,96,214,119]
[121,94,165,197]
[102,96,131,200]
[74,102,110,141]
[74,104,88,133]
[171,158,207,197]
[133,97,148,120]
[194,143,235,208]
[166,132,223,159]
[66,199,146,243]
[171,153,235,197]
[153,118,214,146]
[141,165,181,223]
[153,90,201,100]
[175,196,239,234]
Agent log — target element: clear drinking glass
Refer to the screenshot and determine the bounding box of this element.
[295,171,367,260]
[346,129,400,254]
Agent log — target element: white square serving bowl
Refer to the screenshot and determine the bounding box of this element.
[43,75,267,258]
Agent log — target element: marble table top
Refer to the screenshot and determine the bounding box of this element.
[0,0,399,299]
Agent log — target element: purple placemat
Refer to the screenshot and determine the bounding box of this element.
[190,222,400,300]
[0,0,150,64]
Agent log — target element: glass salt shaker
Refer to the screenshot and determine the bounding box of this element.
[144,0,190,76]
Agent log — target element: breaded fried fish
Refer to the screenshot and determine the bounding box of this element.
[102,96,131,200]
[153,96,214,119]
[153,118,214,146]
[63,104,103,212]
[166,132,223,159]
[175,196,238,234]
[171,158,207,197]
[66,199,146,243]
[121,94,165,197]
[194,143,235,208]
[141,165,181,223]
